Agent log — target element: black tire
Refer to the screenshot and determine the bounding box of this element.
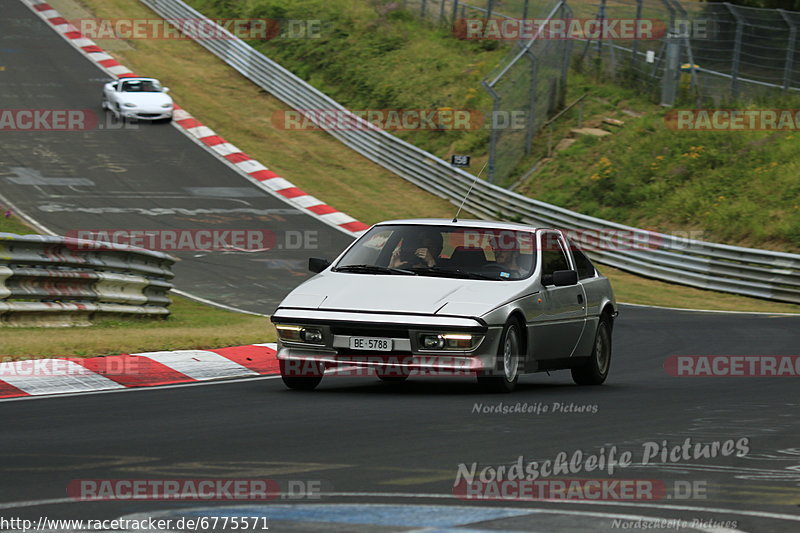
[477,319,523,393]
[376,365,410,382]
[571,316,612,385]
[376,374,409,383]
[279,359,323,391]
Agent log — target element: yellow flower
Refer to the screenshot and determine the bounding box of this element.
[590,173,600,181]
[655,155,665,160]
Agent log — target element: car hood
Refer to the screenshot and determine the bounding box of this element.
[118,92,172,107]
[278,272,529,318]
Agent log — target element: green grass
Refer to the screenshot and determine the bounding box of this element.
[188,0,506,164]
[517,102,800,251]
[1,295,275,358]
[0,211,38,235]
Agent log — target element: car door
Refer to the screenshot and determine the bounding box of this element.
[530,231,587,360]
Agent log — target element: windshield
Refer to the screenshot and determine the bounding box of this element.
[334,224,536,280]
[120,79,162,92]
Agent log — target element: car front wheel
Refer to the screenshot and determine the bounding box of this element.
[279,359,324,390]
[571,316,612,385]
[477,319,522,393]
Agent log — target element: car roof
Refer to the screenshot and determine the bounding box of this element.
[374,218,550,232]
[118,77,159,83]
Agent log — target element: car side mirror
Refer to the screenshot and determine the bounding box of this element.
[552,269,578,286]
[308,257,331,273]
[163,87,170,92]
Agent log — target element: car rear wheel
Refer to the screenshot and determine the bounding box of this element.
[279,359,324,390]
[571,317,611,385]
[477,319,522,393]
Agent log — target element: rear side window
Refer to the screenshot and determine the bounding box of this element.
[572,249,597,280]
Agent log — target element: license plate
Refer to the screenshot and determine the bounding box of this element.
[349,337,392,351]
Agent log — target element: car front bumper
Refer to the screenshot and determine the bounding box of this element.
[272,308,504,375]
[120,109,173,120]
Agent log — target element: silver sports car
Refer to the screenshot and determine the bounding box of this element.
[271,219,617,392]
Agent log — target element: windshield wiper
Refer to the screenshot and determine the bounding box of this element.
[411,266,496,280]
[333,264,416,275]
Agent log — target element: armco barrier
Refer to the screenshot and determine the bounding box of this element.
[139,0,800,304]
[0,233,175,326]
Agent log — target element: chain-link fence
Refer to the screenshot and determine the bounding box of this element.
[406,0,800,185]
[483,1,573,184]
[579,0,800,104]
[405,0,537,23]
[406,0,573,185]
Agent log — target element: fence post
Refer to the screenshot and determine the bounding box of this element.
[483,81,499,184]
[660,32,681,106]
[779,10,796,92]
[522,0,529,20]
[631,0,644,72]
[452,0,459,24]
[439,0,447,25]
[560,3,573,108]
[487,0,494,20]
[725,3,744,99]
[524,49,538,156]
[596,0,607,63]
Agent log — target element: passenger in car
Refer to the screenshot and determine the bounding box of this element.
[390,231,443,269]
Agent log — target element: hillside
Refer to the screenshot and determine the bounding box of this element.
[188,0,799,252]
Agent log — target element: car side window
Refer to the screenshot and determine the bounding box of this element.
[540,234,570,275]
[572,249,596,279]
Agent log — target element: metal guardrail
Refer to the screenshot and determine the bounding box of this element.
[140,0,800,304]
[0,233,175,326]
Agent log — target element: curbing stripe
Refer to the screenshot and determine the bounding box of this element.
[0,344,280,399]
[131,350,258,381]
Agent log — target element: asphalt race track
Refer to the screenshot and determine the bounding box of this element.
[1,1,800,532]
[1,306,800,532]
[0,0,354,314]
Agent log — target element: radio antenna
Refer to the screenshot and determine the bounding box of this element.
[452,160,488,223]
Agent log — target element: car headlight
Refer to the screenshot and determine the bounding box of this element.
[275,324,324,345]
[419,333,480,351]
[161,103,172,108]
[122,103,137,108]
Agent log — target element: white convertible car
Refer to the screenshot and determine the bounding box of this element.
[102,77,173,121]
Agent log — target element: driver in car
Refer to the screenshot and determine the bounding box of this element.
[491,237,524,278]
[390,231,442,269]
